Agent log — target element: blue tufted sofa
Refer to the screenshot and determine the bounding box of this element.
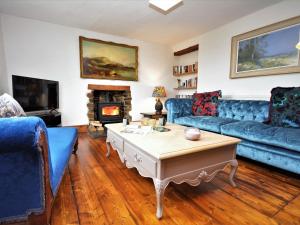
[165,98,300,174]
[0,116,78,225]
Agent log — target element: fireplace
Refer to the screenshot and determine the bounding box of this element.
[97,102,124,123]
[87,84,131,136]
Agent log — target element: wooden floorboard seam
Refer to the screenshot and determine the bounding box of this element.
[272,192,300,218]
[68,166,82,225]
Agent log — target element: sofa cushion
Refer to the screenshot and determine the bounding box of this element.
[47,127,77,195]
[174,116,237,133]
[221,120,300,152]
[0,93,26,118]
[192,90,222,116]
[217,99,269,122]
[269,87,300,128]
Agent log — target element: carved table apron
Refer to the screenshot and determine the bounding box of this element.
[105,123,240,219]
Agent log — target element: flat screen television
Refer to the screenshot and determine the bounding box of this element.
[12,75,59,112]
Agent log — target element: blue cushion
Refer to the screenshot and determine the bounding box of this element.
[47,127,77,195]
[237,140,300,174]
[217,100,269,122]
[221,121,300,152]
[174,116,237,133]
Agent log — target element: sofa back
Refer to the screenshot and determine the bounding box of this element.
[217,99,269,122]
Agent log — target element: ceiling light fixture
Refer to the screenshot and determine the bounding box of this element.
[149,0,183,12]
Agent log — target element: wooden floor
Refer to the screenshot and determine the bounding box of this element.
[51,133,300,225]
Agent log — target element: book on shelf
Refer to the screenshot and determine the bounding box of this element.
[173,62,198,75]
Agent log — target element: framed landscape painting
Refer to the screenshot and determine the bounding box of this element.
[80,36,138,81]
[230,16,300,78]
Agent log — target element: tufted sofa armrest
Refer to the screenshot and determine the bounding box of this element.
[0,117,53,224]
[165,98,193,123]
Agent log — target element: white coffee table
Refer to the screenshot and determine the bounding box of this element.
[105,123,240,219]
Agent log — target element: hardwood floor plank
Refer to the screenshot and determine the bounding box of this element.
[274,192,300,224]
[217,171,287,212]
[239,158,300,188]
[77,138,137,225]
[68,141,108,225]
[51,169,79,225]
[234,166,297,201]
[173,182,278,225]
[236,163,300,197]
[91,137,220,225]
[211,175,280,216]
[50,133,300,225]
[274,210,300,225]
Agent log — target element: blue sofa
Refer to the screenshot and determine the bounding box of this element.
[0,116,78,224]
[165,98,300,174]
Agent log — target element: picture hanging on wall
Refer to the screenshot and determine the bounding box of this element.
[230,16,300,79]
[80,36,138,81]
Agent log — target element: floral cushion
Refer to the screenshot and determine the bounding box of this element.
[0,93,26,118]
[192,90,222,116]
[269,87,300,128]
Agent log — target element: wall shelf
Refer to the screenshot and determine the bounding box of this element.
[174,45,199,56]
[173,71,198,77]
[173,87,197,90]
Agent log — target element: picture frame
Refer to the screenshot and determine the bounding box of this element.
[79,36,138,81]
[230,16,300,79]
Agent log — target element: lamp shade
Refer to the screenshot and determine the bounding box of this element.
[152,86,167,97]
[296,41,300,50]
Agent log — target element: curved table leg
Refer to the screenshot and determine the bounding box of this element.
[106,139,111,158]
[153,179,169,219]
[229,159,238,187]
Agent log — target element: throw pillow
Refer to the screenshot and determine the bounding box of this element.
[192,90,222,116]
[0,93,26,118]
[269,87,300,128]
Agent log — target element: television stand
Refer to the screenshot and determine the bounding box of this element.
[32,111,61,127]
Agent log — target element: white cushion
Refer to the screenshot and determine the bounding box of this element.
[0,93,26,117]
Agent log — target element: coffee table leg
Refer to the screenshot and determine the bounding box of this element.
[153,179,168,219]
[229,159,238,187]
[106,139,111,158]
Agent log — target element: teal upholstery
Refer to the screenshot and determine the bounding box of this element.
[166,98,300,174]
[221,120,300,152]
[217,100,269,122]
[165,98,193,123]
[237,140,300,174]
[174,116,237,133]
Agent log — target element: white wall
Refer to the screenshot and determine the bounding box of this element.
[1,14,175,126]
[173,0,300,100]
[0,15,8,94]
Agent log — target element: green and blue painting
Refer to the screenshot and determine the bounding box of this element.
[237,24,300,72]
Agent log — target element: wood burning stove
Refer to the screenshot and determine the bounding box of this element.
[97,102,124,123]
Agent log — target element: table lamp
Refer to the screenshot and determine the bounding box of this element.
[152,86,167,114]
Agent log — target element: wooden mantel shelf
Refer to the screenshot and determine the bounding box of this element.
[88,84,131,91]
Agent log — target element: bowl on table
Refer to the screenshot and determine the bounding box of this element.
[184,127,201,141]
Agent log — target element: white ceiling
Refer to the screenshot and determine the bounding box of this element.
[0,0,281,45]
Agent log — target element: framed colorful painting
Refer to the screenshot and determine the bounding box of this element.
[80,36,138,81]
[230,16,300,79]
